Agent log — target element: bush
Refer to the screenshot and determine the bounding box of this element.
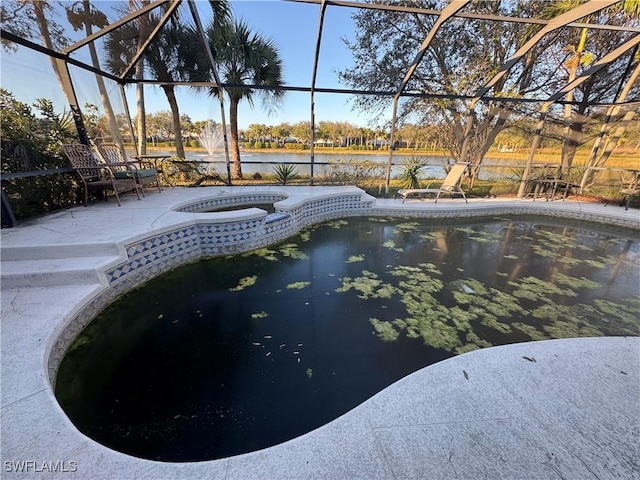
[273,164,299,185]
[284,143,306,150]
[1,89,81,223]
[189,140,199,148]
[399,156,430,189]
[254,141,265,149]
[323,159,386,186]
[270,142,278,149]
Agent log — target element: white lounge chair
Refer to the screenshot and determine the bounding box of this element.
[397,162,470,203]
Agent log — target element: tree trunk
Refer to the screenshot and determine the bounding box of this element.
[561,26,589,174]
[32,1,63,87]
[162,85,185,158]
[135,73,146,154]
[561,106,587,175]
[229,97,243,179]
[592,109,636,168]
[81,0,125,152]
[134,0,152,155]
[468,106,511,184]
[580,61,640,190]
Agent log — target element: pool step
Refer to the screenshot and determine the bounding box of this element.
[1,243,121,261]
[1,255,121,289]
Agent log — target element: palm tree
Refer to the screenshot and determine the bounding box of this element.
[204,19,284,179]
[144,22,192,158]
[106,1,230,156]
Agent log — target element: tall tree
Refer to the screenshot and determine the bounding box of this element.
[291,121,312,145]
[338,1,564,177]
[540,0,640,174]
[202,19,285,179]
[67,1,126,153]
[107,1,229,156]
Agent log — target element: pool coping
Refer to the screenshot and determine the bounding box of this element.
[1,186,639,479]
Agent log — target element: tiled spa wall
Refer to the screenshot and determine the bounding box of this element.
[47,192,375,384]
[174,192,288,213]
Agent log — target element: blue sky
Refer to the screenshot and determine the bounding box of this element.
[1,1,379,130]
[156,0,367,128]
[168,0,368,129]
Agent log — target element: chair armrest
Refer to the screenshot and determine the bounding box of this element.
[107,161,140,170]
[82,164,118,181]
[136,160,156,170]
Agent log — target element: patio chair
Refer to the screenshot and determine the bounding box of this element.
[95,144,163,194]
[532,166,580,201]
[522,164,554,199]
[396,162,470,204]
[617,170,640,210]
[62,143,141,207]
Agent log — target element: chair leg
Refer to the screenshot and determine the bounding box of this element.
[131,181,142,200]
[112,188,122,206]
[137,179,146,198]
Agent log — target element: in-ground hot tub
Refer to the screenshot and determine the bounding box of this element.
[173,191,288,214]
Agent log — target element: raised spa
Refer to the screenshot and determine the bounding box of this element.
[55,216,640,462]
[174,192,287,214]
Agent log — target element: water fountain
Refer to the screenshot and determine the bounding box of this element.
[196,122,229,183]
[198,122,225,157]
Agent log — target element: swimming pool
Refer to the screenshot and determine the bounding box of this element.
[54,215,640,462]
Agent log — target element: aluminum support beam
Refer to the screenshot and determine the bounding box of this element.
[385,0,471,194]
[54,57,90,146]
[121,0,183,81]
[517,33,640,197]
[120,83,138,154]
[310,0,328,186]
[63,1,169,54]
[187,0,233,185]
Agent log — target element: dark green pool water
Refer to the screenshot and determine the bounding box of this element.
[55,216,640,462]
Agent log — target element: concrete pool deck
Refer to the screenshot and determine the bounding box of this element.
[1,186,639,479]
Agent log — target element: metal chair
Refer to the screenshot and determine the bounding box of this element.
[62,143,141,206]
[618,170,640,210]
[95,144,163,195]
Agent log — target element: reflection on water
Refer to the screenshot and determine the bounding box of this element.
[55,217,640,462]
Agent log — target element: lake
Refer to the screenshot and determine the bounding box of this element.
[159,150,527,180]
